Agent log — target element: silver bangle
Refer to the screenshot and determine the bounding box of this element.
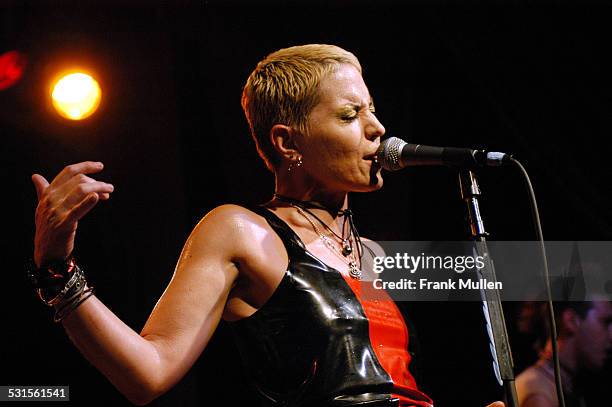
[54,287,95,323]
[37,264,85,306]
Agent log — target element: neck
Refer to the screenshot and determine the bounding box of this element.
[272,174,364,269]
[542,337,577,374]
[274,174,349,214]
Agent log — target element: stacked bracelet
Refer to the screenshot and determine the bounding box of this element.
[37,263,85,306]
[53,286,95,323]
[26,256,95,322]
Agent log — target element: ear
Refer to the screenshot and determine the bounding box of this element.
[561,308,581,336]
[270,124,301,161]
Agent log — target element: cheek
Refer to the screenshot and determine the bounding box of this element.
[582,323,607,347]
[307,129,362,167]
[325,147,363,175]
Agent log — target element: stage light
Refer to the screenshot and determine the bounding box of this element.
[51,72,101,120]
[0,50,27,90]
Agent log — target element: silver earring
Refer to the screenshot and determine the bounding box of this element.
[287,156,303,172]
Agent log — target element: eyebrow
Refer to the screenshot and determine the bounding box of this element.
[341,97,375,110]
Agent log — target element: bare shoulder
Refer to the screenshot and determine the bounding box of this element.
[520,394,556,407]
[188,204,289,321]
[196,204,262,230]
[189,204,264,246]
[187,204,281,266]
[515,365,556,407]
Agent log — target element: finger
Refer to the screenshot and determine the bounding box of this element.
[52,161,105,187]
[63,180,114,208]
[485,402,505,407]
[67,192,100,223]
[56,173,114,197]
[31,174,50,201]
[54,173,97,196]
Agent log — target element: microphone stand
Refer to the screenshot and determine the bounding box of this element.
[458,170,519,407]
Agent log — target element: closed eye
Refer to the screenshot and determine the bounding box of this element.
[338,105,360,122]
[338,101,376,122]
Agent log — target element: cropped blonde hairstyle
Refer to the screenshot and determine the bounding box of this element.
[241,44,361,172]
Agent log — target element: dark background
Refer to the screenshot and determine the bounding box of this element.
[1,0,610,406]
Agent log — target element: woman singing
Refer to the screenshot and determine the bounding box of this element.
[29,44,503,407]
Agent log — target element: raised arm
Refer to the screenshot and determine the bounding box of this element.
[31,162,241,405]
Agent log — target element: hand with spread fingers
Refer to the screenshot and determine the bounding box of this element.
[31,161,114,267]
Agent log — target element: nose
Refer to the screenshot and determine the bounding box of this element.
[365,112,385,141]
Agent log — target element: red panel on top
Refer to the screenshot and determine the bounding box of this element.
[341,275,434,407]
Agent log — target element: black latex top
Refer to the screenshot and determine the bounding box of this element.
[228,206,398,406]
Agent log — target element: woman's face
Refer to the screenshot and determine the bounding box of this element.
[298,63,385,193]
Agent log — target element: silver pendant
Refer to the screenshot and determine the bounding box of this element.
[348,260,361,280]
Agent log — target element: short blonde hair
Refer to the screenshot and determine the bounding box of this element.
[241,44,362,172]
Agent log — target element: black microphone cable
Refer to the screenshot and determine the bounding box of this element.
[508,157,566,407]
[378,136,567,406]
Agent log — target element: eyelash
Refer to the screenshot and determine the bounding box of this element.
[341,106,376,122]
[341,113,358,122]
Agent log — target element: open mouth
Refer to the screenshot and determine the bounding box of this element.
[365,155,380,169]
[366,156,382,186]
[364,153,379,164]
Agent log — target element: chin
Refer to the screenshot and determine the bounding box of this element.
[369,177,384,191]
[352,173,384,193]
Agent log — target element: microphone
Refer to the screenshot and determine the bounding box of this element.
[375,137,511,171]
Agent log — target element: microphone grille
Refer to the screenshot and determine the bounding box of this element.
[376,137,407,171]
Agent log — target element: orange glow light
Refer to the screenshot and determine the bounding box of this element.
[51,72,101,120]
